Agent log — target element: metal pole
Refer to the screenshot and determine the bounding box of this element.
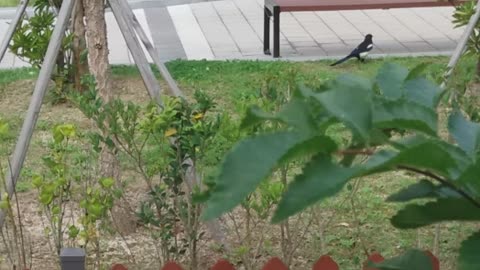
[441,0,480,91]
[0,0,30,63]
[0,0,75,228]
[116,0,183,98]
[108,0,163,106]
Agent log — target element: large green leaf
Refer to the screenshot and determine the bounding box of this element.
[403,78,441,109]
[372,98,437,136]
[455,161,480,198]
[387,179,462,202]
[363,140,461,179]
[240,105,274,130]
[391,199,480,228]
[368,249,433,270]
[276,97,317,134]
[387,180,437,202]
[448,111,480,159]
[272,154,358,223]
[241,97,317,134]
[458,231,480,270]
[312,74,372,140]
[202,132,336,220]
[405,62,429,81]
[376,62,409,100]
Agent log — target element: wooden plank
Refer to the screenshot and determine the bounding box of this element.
[0,0,30,63]
[109,0,163,106]
[269,0,466,12]
[116,0,184,98]
[0,0,75,228]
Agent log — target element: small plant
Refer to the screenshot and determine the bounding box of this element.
[72,85,223,269]
[0,117,31,270]
[10,0,75,102]
[31,123,116,269]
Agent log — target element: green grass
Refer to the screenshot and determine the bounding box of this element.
[0,56,477,269]
[0,0,34,7]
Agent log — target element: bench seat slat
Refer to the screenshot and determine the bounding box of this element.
[271,0,460,12]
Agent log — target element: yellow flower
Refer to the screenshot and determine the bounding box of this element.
[164,128,177,137]
[193,113,204,120]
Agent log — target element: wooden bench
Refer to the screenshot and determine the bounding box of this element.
[263,0,466,58]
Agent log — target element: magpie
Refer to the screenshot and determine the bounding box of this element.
[330,34,373,66]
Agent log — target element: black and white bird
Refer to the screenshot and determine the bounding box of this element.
[330,34,373,66]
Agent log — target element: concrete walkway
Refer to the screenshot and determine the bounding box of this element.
[0,0,465,68]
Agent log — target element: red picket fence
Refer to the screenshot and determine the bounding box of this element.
[110,250,440,270]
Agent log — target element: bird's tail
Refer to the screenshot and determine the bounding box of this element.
[330,55,352,66]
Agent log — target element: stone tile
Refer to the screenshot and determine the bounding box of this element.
[321,43,352,56]
[105,12,131,64]
[296,46,327,57]
[402,41,436,52]
[374,40,408,54]
[168,4,214,60]
[388,9,449,40]
[427,39,457,51]
[146,7,187,61]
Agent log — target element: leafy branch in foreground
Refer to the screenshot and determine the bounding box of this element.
[202,62,480,269]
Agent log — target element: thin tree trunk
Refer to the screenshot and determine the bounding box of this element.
[83,0,136,235]
[72,0,88,91]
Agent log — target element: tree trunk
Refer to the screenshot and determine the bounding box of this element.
[83,0,136,235]
[72,0,88,92]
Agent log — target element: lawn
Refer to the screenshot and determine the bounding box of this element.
[0,0,20,7]
[0,57,478,269]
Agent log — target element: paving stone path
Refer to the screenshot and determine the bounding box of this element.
[0,0,465,68]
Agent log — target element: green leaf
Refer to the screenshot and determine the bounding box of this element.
[455,161,480,197]
[203,131,315,220]
[387,180,436,202]
[458,231,480,270]
[272,154,358,223]
[240,106,274,130]
[0,119,9,138]
[312,74,372,140]
[32,175,43,188]
[241,97,317,134]
[391,199,480,229]
[403,78,441,108]
[372,98,437,136]
[387,180,462,202]
[363,140,465,180]
[99,177,115,189]
[276,97,317,134]
[448,111,480,159]
[369,249,433,270]
[406,62,429,81]
[280,135,337,164]
[376,62,409,100]
[68,225,80,239]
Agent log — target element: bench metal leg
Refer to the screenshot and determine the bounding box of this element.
[263,7,271,55]
[273,6,280,58]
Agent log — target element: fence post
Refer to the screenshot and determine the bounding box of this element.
[60,248,86,270]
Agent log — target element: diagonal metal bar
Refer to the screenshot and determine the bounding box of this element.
[0,0,76,228]
[108,0,163,106]
[116,0,184,98]
[441,0,480,92]
[0,0,30,63]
